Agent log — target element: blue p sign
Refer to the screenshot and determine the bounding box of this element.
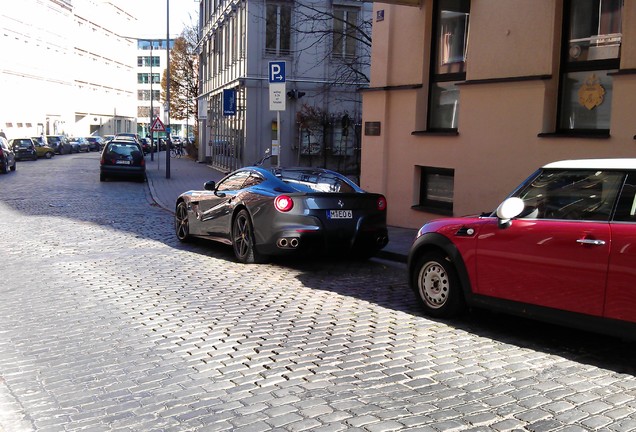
[269,61,286,83]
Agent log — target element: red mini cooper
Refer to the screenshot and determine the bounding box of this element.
[408,159,636,338]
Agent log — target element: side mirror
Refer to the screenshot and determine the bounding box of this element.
[495,197,525,228]
[204,180,216,191]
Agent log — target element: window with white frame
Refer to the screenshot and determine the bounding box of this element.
[428,0,470,131]
[266,2,291,55]
[333,7,359,59]
[558,0,622,133]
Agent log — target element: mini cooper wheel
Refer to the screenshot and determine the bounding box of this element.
[175,201,191,242]
[232,209,262,264]
[45,151,53,159]
[412,252,465,318]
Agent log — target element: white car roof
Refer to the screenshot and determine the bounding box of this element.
[543,159,636,170]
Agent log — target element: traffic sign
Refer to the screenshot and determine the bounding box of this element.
[269,61,286,83]
[151,117,165,132]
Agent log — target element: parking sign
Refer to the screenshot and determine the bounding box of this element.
[269,61,286,83]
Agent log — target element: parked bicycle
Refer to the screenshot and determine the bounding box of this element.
[170,143,184,158]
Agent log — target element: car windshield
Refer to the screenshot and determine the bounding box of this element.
[276,169,358,193]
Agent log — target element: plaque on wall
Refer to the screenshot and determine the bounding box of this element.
[365,122,381,136]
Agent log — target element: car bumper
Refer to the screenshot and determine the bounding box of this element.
[100,165,146,179]
[255,216,389,257]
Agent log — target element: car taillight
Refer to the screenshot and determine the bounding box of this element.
[377,196,387,211]
[274,195,293,212]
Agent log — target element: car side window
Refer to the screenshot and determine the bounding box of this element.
[241,173,264,188]
[514,169,624,221]
[613,172,636,222]
[217,171,251,192]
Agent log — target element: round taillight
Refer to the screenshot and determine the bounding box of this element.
[377,196,387,211]
[274,195,294,212]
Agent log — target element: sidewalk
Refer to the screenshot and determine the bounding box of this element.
[145,153,416,263]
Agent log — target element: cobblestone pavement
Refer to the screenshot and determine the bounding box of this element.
[1,153,636,432]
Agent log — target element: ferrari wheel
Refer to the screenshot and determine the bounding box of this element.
[411,252,465,318]
[175,201,191,242]
[232,209,261,264]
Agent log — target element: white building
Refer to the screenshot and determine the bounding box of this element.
[197,0,372,176]
[1,0,143,140]
[136,39,172,139]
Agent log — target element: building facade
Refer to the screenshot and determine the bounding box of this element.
[197,0,372,178]
[0,0,138,140]
[362,0,636,229]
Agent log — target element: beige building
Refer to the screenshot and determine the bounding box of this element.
[361,0,636,229]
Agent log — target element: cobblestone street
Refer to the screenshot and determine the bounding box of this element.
[1,153,636,431]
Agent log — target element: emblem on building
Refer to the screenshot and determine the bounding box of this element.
[578,74,605,110]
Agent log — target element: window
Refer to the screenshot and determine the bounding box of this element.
[137,56,160,67]
[417,167,454,214]
[217,171,251,191]
[558,0,622,132]
[266,3,291,55]
[514,169,624,221]
[428,0,470,131]
[333,7,359,59]
[612,172,636,222]
[137,73,161,84]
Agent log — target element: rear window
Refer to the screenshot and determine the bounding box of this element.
[277,169,358,193]
[107,143,142,159]
[14,139,33,148]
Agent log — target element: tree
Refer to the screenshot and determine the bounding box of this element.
[161,27,199,155]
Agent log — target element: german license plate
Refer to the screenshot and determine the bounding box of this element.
[116,160,131,165]
[328,210,352,219]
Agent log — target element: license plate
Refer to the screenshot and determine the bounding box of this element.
[328,210,352,219]
[116,160,131,165]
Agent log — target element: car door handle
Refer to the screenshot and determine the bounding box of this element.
[576,239,606,246]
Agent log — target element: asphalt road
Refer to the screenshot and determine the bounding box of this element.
[1,152,636,431]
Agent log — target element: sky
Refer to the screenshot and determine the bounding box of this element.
[121,0,199,39]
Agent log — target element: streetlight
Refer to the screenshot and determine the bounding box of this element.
[150,40,154,162]
[165,0,171,179]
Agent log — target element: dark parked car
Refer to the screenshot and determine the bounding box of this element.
[86,136,104,152]
[100,140,146,182]
[115,133,142,144]
[408,158,636,338]
[174,166,389,263]
[0,136,16,173]
[10,138,38,161]
[47,135,72,155]
[139,138,151,154]
[69,137,90,153]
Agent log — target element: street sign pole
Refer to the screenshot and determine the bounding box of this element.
[150,117,166,171]
[277,111,281,167]
[269,61,286,168]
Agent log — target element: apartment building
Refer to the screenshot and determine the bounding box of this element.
[0,0,138,139]
[362,0,636,229]
[197,0,372,177]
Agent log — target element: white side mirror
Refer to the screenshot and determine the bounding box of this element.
[496,197,525,226]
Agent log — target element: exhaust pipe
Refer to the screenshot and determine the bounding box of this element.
[277,237,300,249]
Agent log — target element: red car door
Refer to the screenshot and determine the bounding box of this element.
[472,168,624,317]
[605,173,636,323]
[474,219,610,316]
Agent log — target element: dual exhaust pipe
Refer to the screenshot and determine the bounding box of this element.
[277,237,300,249]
